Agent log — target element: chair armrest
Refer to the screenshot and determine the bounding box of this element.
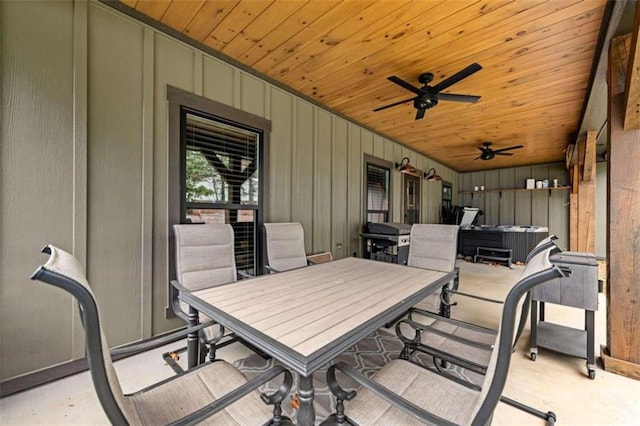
[265,265,282,274]
[110,321,217,357]
[396,319,495,350]
[326,362,455,426]
[444,289,503,304]
[169,280,189,321]
[168,365,293,426]
[237,270,254,279]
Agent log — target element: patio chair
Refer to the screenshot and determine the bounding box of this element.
[31,244,294,426]
[394,235,562,424]
[321,244,565,426]
[264,222,332,273]
[171,224,248,367]
[407,224,460,317]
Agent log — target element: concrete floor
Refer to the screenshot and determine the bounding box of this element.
[1,259,639,425]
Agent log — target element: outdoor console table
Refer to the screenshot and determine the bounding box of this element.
[179,257,453,426]
[530,251,599,379]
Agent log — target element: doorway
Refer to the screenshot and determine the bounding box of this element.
[403,173,421,225]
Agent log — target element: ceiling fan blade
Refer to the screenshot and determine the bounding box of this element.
[495,152,515,156]
[373,96,417,112]
[432,63,482,92]
[477,146,485,152]
[388,76,423,95]
[438,93,481,103]
[492,145,524,153]
[474,155,482,160]
[415,108,426,120]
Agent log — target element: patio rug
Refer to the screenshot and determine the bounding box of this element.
[233,327,476,424]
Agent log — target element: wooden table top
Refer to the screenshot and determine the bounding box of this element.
[181,257,452,375]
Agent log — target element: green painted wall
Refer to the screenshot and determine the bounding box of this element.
[0,0,455,380]
[1,0,585,382]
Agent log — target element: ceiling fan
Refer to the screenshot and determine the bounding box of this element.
[373,63,482,120]
[476,142,524,160]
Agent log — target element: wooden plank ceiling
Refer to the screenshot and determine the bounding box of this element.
[118,0,607,172]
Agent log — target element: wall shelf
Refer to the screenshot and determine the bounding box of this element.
[459,186,570,197]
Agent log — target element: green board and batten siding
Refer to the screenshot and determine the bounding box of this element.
[1,0,573,382]
[0,0,456,381]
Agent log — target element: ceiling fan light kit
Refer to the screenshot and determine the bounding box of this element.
[374,63,483,120]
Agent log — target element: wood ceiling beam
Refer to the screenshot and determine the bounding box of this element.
[582,129,597,181]
[623,2,640,130]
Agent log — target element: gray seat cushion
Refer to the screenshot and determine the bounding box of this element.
[128,361,272,425]
[343,359,479,425]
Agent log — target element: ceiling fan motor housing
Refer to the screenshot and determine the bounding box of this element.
[418,72,434,84]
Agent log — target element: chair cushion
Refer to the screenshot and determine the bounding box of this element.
[128,361,272,425]
[174,224,237,291]
[343,359,479,425]
[264,223,308,272]
[407,224,459,273]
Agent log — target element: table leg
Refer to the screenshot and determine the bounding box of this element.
[297,373,315,426]
[187,305,200,369]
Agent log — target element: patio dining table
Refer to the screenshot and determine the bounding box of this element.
[179,256,454,426]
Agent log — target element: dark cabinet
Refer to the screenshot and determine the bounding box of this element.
[458,226,549,263]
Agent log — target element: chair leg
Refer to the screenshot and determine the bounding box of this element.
[500,395,557,424]
[400,343,411,360]
[207,342,216,363]
[319,400,348,425]
[272,402,295,426]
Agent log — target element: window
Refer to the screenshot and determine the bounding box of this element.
[182,111,261,274]
[167,87,271,311]
[364,155,392,223]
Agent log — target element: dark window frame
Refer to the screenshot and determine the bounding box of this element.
[167,86,271,317]
[363,154,393,224]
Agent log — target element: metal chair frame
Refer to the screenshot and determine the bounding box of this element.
[31,245,293,426]
[322,245,566,426]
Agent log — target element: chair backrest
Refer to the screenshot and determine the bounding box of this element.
[470,245,565,425]
[173,224,237,291]
[31,245,133,425]
[264,222,308,272]
[525,234,560,262]
[407,224,459,272]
